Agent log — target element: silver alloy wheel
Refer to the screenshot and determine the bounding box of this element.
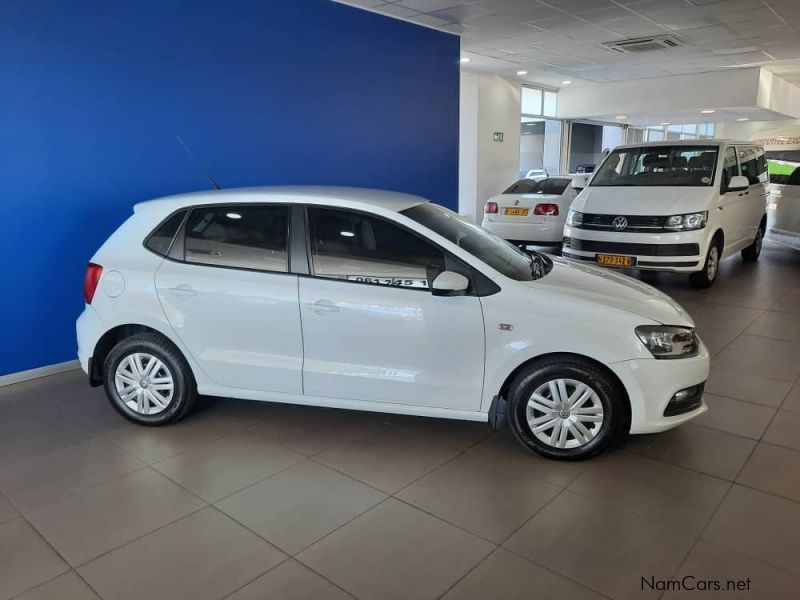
[526,378,604,449]
[114,352,175,415]
[706,245,719,281]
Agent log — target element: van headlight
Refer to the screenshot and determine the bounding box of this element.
[566,210,583,227]
[635,326,698,359]
[664,211,707,231]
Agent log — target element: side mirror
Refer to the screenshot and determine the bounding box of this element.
[571,175,588,190]
[431,271,469,296]
[725,175,750,193]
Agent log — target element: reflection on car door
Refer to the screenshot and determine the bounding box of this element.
[155,205,304,393]
[299,206,486,411]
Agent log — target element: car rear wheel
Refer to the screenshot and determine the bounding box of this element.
[507,356,624,460]
[689,239,721,288]
[103,333,196,425]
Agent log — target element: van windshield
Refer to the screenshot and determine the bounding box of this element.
[591,145,718,187]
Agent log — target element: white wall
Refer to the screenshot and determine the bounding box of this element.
[459,73,521,221]
[717,117,800,140]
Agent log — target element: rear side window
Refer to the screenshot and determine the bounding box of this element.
[183,205,289,272]
[144,210,187,256]
[738,146,769,184]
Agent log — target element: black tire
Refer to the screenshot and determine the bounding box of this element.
[103,333,197,426]
[507,355,625,460]
[689,237,722,289]
[741,219,765,262]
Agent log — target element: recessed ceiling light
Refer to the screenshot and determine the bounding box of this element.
[701,109,715,114]
[516,70,528,75]
[736,117,749,121]
[660,122,671,126]
[460,57,470,63]
[561,80,572,85]
[615,115,627,120]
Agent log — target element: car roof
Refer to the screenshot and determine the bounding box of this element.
[613,138,757,150]
[133,186,429,213]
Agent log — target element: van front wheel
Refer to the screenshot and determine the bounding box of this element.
[689,241,721,288]
[741,220,765,262]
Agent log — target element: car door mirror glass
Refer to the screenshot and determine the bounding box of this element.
[431,271,469,296]
[725,175,749,193]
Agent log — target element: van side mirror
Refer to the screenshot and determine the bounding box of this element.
[571,175,588,190]
[431,271,469,296]
[725,175,749,193]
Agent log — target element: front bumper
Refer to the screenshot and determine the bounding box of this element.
[482,217,563,245]
[609,338,710,434]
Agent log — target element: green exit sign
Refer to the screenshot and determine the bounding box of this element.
[493,131,504,142]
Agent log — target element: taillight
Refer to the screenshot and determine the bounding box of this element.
[534,203,559,216]
[84,263,103,304]
[485,201,498,214]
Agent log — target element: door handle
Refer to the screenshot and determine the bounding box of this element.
[169,284,197,297]
[311,299,339,314]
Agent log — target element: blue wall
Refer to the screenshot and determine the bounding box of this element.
[0,0,460,376]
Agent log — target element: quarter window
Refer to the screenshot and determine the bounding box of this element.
[307,207,444,289]
[738,146,768,185]
[183,205,289,272]
[144,210,187,256]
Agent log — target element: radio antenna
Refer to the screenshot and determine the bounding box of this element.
[176,135,221,190]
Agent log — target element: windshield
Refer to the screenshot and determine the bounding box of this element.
[504,178,570,195]
[591,145,718,187]
[401,203,548,281]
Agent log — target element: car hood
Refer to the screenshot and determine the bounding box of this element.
[522,256,694,326]
[573,186,711,215]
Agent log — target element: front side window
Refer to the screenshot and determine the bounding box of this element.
[738,146,769,185]
[308,207,444,289]
[504,178,570,195]
[591,145,719,187]
[722,147,739,188]
[183,205,289,272]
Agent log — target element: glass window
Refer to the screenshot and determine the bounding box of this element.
[591,145,719,187]
[144,210,187,256]
[504,178,570,195]
[738,146,768,185]
[521,87,543,116]
[308,207,444,289]
[401,203,541,281]
[543,91,557,117]
[183,205,289,272]
[722,147,739,188]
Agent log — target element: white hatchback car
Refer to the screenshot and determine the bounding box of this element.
[481,177,577,247]
[77,187,709,460]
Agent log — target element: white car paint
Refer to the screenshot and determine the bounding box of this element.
[563,140,768,276]
[77,186,708,442]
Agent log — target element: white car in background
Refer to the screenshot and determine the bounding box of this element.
[524,168,549,180]
[77,186,708,460]
[482,177,577,247]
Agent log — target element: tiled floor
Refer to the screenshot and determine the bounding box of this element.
[2,240,800,600]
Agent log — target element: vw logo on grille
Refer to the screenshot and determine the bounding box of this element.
[612,216,628,231]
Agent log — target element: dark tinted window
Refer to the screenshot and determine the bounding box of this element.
[722,147,739,188]
[144,210,187,256]
[184,205,289,272]
[591,146,718,187]
[738,146,769,184]
[308,207,444,289]
[504,178,570,195]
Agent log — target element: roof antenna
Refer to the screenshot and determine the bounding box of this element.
[176,135,221,190]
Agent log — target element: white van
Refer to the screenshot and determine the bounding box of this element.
[562,140,768,287]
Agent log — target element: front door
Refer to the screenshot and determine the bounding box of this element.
[298,206,485,411]
[718,146,749,251]
[155,204,303,393]
[737,145,770,240]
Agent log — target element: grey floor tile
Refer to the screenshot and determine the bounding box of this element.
[763,408,800,451]
[0,517,69,599]
[737,442,800,502]
[568,451,730,536]
[313,425,460,493]
[703,484,800,575]
[504,490,695,600]
[745,310,800,343]
[298,498,494,600]
[0,437,145,513]
[383,414,491,450]
[227,559,353,600]
[694,327,740,356]
[704,366,792,408]
[78,507,285,600]
[624,423,756,481]
[27,468,205,566]
[714,335,800,383]
[14,571,99,600]
[664,540,800,599]
[0,493,17,524]
[152,431,303,502]
[441,547,604,600]
[692,393,776,439]
[782,384,800,411]
[217,460,385,554]
[397,453,561,542]
[770,287,800,315]
[688,304,764,334]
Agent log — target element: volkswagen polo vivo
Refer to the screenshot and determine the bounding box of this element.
[77,187,709,460]
[563,140,768,288]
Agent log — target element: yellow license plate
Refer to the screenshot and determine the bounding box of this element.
[596,254,635,267]
[504,208,529,216]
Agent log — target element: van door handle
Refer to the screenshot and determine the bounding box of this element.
[169,284,197,297]
[311,299,339,314]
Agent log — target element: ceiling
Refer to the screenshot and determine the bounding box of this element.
[336,0,800,88]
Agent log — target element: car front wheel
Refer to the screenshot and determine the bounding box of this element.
[507,356,624,460]
[689,239,721,288]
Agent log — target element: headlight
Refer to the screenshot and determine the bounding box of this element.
[566,210,583,227]
[635,326,698,359]
[664,211,707,231]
